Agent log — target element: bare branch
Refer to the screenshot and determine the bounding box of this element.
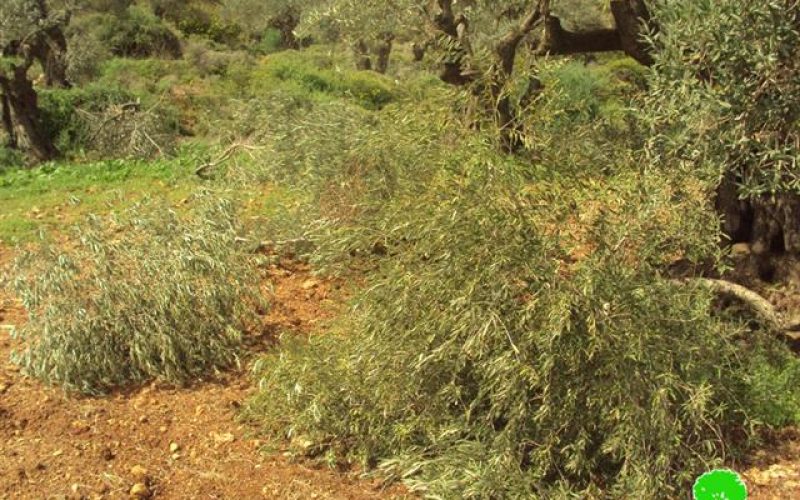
[677,278,800,341]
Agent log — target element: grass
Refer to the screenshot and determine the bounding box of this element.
[0,157,198,243]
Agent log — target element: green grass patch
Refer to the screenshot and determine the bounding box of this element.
[0,157,197,242]
[252,49,398,110]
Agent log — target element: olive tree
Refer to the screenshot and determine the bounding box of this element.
[645,0,800,265]
[220,0,322,49]
[310,0,653,151]
[0,0,73,161]
[302,0,425,74]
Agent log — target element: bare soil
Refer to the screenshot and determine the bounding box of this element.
[1,244,799,499]
[0,248,404,500]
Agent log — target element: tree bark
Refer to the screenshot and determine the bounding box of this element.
[374,33,394,74]
[1,87,17,149]
[490,0,548,152]
[0,62,59,162]
[353,39,372,71]
[716,173,800,273]
[269,9,300,50]
[537,16,623,56]
[37,24,71,88]
[609,0,654,66]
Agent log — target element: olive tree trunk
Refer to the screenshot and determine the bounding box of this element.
[0,63,59,161]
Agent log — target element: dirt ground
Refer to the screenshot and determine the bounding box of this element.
[0,250,404,500]
[0,244,799,499]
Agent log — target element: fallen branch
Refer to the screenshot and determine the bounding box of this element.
[195,141,261,179]
[678,278,800,341]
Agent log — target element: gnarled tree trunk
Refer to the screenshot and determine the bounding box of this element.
[353,39,372,71]
[1,89,16,148]
[537,0,654,65]
[609,0,655,66]
[35,24,71,88]
[269,8,300,50]
[0,62,59,161]
[374,33,395,74]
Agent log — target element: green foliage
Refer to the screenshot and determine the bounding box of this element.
[247,148,783,496]
[6,190,263,394]
[252,50,397,109]
[151,0,242,46]
[240,69,799,496]
[542,61,611,124]
[65,17,113,84]
[0,146,26,170]
[743,344,800,427]
[97,6,182,59]
[253,28,284,55]
[219,0,310,39]
[39,85,135,151]
[646,0,800,198]
[38,84,181,158]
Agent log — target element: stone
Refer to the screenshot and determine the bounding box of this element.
[129,482,150,498]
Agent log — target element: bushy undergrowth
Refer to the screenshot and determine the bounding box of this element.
[0,146,25,170]
[7,190,263,394]
[247,148,799,496]
[97,6,182,59]
[646,0,800,199]
[236,46,800,496]
[253,50,398,110]
[38,84,181,158]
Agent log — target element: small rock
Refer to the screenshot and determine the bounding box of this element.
[129,482,150,498]
[171,452,180,460]
[71,420,90,434]
[100,447,115,461]
[130,465,148,481]
[211,432,235,445]
[301,279,319,290]
[52,449,63,457]
[169,442,180,453]
[158,426,167,433]
[0,383,8,393]
[71,483,80,493]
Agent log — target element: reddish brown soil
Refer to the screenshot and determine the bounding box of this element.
[0,250,403,500]
[2,243,800,499]
[742,428,800,499]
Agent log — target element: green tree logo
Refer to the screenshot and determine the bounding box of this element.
[693,469,748,500]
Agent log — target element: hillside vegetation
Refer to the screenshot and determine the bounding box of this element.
[2,1,800,498]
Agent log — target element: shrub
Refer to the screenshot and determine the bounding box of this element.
[98,6,182,59]
[253,51,397,109]
[0,146,25,170]
[241,54,800,496]
[184,39,252,78]
[152,0,242,46]
[253,28,283,55]
[38,85,181,158]
[7,190,264,394]
[65,16,113,84]
[246,149,799,497]
[39,85,134,150]
[645,0,800,254]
